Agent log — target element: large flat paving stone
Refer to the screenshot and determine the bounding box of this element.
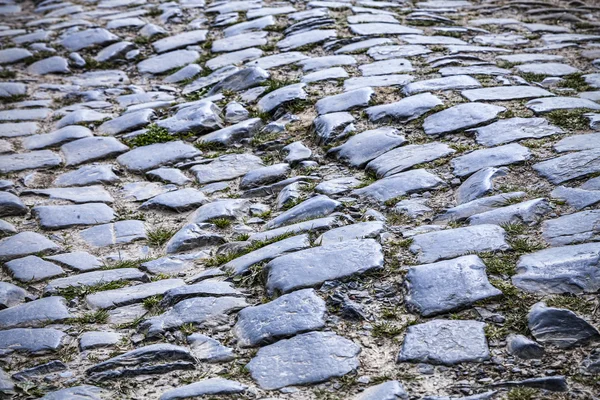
[264,195,341,230]
[352,169,445,203]
[472,117,563,147]
[424,103,506,136]
[0,328,65,355]
[86,279,185,310]
[234,288,326,347]
[44,268,148,295]
[0,297,71,330]
[33,203,114,230]
[410,224,510,263]
[246,331,360,389]
[159,378,247,400]
[533,149,600,184]
[461,86,553,101]
[398,320,490,365]
[405,255,501,316]
[451,143,531,177]
[512,242,600,294]
[528,302,600,348]
[0,150,61,173]
[327,127,406,168]
[61,137,128,166]
[266,239,383,296]
[191,154,264,184]
[117,141,201,173]
[5,255,65,282]
[366,143,455,178]
[542,210,600,246]
[0,282,32,309]
[0,231,60,261]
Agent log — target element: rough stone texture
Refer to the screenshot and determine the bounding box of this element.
[528,302,600,348]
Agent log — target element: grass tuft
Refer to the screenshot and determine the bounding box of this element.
[57,281,129,301]
[209,218,232,229]
[546,108,592,130]
[147,227,177,247]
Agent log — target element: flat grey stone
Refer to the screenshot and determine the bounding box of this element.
[497,53,564,64]
[277,30,336,51]
[0,108,51,122]
[224,102,250,124]
[0,122,39,138]
[403,75,481,95]
[398,320,489,365]
[328,127,406,168]
[303,66,348,83]
[456,167,508,204]
[283,141,312,166]
[551,186,600,210]
[350,23,421,35]
[353,381,408,400]
[27,56,69,75]
[0,231,60,261]
[213,31,267,53]
[95,41,135,62]
[141,296,247,336]
[526,97,600,114]
[257,83,307,113]
[70,70,129,87]
[191,154,264,184]
[46,251,102,272]
[6,255,64,282]
[0,297,71,330]
[86,344,196,381]
[507,334,544,360]
[313,112,355,145]
[0,328,65,355]
[266,239,383,295]
[0,282,32,309]
[315,177,360,195]
[164,64,202,84]
[366,143,455,178]
[0,48,32,64]
[360,58,413,76]
[410,224,510,263]
[440,66,510,76]
[118,141,200,173]
[54,165,119,187]
[33,203,114,230]
[123,181,173,202]
[0,82,26,99]
[224,15,275,37]
[140,188,207,212]
[542,210,600,246]
[187,334,234,363]
[183,66,240,95]
[366,93,442,123]
[316,87,373,115]
[160,378,247,400]
[152,30,207,53]
[472,117,563,147]
[234,288,326,347]
[209,67,269,95]
[44,268,147,295]
[198,118,263,146]
[81,220,146,247]
[451,143,531,177]
[336,38,393,54]
[190,199,250,223]
[316,221,385,246]
[206,48,263,70]
[249,215,344,242]
[240,163,290,190]
[0,192,26,217]
[368,45,431,61]
[25,186,113,204]
[60,28,118,51]
[41,385,109,400]
[462,86,554,102]
[97,109,154,136]
[513,242,600,294]
[247,331,360,389]
[138,50,199,75]
[147,168,190,185]
[246,51,308,70]
[61,137,128,166]
[516,63,579,77]
[405,255,501,316]
[86,279,185,310]
[0,150,61,173]
[352,169,445,203]
[424,103,505,136]
[141,257,188,275]
[265,195,341,230]
[165,224,226,254]
[299,55,356,72]
[224,234,311,275]
[528,302,600,348]
[344,74,414,91]
[534,149,600,184]
[80,331,122,350]
[22,125,92,150]
[554,132,600,153]
[55,110,113,130]
[157,102,223,134]
[160,281,243,307]
[468,198,551,226]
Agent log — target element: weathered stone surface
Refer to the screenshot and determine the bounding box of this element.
[266,239,383,295]
[160,281,242,307]
[0,297,71,330]
[366,93,442,123]
[156,102,222,134]
[234,289,326,347]
[550,186,600,210]
[160,378,247,400]
[54,165,119,187]
[0,231,60,261]
[199,118,263,146]
[366,143,455,178]
[0,328,65,355]
[410,224,509,263]
[313,112,355,144]
[398,320,490,365]
[405,255,501,316]
[22,126,92,150]
[542,210,600,246]
[27,56,70,75]
[80,331,122,350]
[41,385,109,400]
[533,149,600,184]
[526,97,600,113]
[278,30,337,51]
[152,30,208,53]
[462,86,553,102]
[472,117,563,147]
[316,87,373,115]
[87,279,185,310]
[353,381,408,400]
[138,50,200,75]
[6,255,64,282]
[141,296,247,336]
[328,127,406,168]
[87,344,196,381]
[468,198,551,226]
[187,333,234,363]
[265,195,341,229]
[257,83,307,113]
[80,220,146,247]
[62,137,128,166]
[424,103,506,136]
[350,23,421,36]
[507,334,545,360]
[191,154,264,184]
[403,75,480,95]
[456,167,508,204]
[118,141,200,173]
[33,203,114,230]
[247,331,360,389]
[352,169,445,203]
[60,28,118,51]
[97,109,154,136]
[451,143,531,177]
[0,282,32,309]
[0,150,61,173]
[0,192,26,217]
[223,234,311,275]
[528,302,600,348]
[45,268,147,295]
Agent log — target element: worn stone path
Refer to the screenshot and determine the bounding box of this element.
[0,0,599,398]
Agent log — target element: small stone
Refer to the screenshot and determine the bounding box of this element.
[0,297,71,330]
[507,334,544,359]
[451,143,531,177]
[159,378,247,400]
[528,302,600,348]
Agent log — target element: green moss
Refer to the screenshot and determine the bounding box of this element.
[519,72,548,82]
[372,321,405,337]
[545,295,594,314]
[557,73,592,91]
[69,309,109,324]
[147,227,177,247]
[0,69,16,79]
[507,388,537,400]
[127,124,192,147]
[546,108,592,130]
[260,78,300,94]
[209,218,232,229]
[57,281,129,301]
